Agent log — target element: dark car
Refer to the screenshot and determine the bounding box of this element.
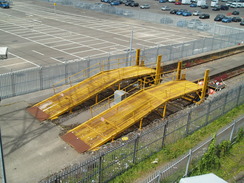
[0,0,10,8]
[170,9,178,14]
[201,5,208,9]
[220,5,229,10]
[232,17,242,22]
[232,11,240,15]
[125,1,133,6]
[240,21,244,26]
[199,13,210,19]
[130,2,139,6]
[212,6,220,11]
[214,14,226,21]
[190,3,197,7]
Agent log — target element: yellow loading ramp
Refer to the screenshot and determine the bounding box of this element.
[62,80,203,153]
[27,66,156,121]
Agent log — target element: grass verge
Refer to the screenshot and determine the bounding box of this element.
[110,104,244,183]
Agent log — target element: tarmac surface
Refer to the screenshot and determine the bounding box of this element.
[0,50,243,183]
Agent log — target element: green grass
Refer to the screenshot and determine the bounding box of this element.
[212,137,244,182]
[110,104,244,183]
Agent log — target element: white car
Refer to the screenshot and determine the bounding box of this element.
[161,6,171,11]
[140,4,150,9]
[192,10,201,16]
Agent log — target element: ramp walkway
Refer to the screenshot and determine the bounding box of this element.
[62,80,203,153]
[28,66,156,121]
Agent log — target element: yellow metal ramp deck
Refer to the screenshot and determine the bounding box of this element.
[28,66,156,121]
[62,80,203,153]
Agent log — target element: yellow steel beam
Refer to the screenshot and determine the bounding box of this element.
[176,61,182,80]
[136,49,140,66]
[154,55,162,85]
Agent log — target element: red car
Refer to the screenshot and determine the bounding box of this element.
[175,1,182,5]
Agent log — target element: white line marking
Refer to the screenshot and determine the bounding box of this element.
[8,52,40,67]
[50,57,65,63]
[0,62,26,68]
[32,50,44,55]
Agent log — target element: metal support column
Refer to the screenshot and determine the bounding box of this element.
[176,61,182,80]
[135,49,140,66]
[154,55,162,85]
[199,69,209,103]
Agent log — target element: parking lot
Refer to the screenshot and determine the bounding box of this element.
[0,0,215,74]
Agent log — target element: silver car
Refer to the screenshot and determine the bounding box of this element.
[140,4,150,9]
[161,6,171,11]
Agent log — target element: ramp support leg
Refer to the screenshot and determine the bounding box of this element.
[95,94,98,104]
[136,49,140,66]
[199,69,210,104]
[176,61,182,80]
[162,103,167,118]
[139,118,143,130]
[155,55,162,85]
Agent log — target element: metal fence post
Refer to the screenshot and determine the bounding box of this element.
[236,86,241,106]
[229,120,237,142]
[39,66,43,90]
[205,102,211,125]
[87,57,90,78]
[169,45,172,61]
[107,53,111,70]
[184,149,192,177]
[133,133,140,164]
[99,153,104,183]
[161,121,168,147]
[64,62,68,84]
[0,128,7,183]
[222,92,228,114]
[157,172,162,183]
[192,41,196,56]
[11,70,15,97]
[185,110,191,136]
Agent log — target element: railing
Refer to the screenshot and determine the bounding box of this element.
[143,115,244,183]
[40,82,244,183]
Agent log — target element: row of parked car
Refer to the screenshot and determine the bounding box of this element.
[214,14,242,23]
[167,8,211,19]
[101,0,152,9]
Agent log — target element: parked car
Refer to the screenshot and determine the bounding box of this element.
[0,0,9,8]
[199,13,210,19]
[159,0,168,3]
[110,1,120,5]
[182,11,192,16]
[175,1,182,5]
[240,20,244,26]
[220,5,229,10]
[232,17,242,22]
[190,3,197,7]
[192,10,201,16]
[140,4,150,9]
[201,5,208,9]
[222,16,232,23]
[232,11,240,15]
[214,14,226,21]
[212,6,220,11]
[170,9,178,14]
[176,9,187,15]
[161,6,171,11]
[130,2,139,6]
[177,20,188,27]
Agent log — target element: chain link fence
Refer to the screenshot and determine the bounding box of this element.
[142,115,244,183]
[39,82,244,183]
